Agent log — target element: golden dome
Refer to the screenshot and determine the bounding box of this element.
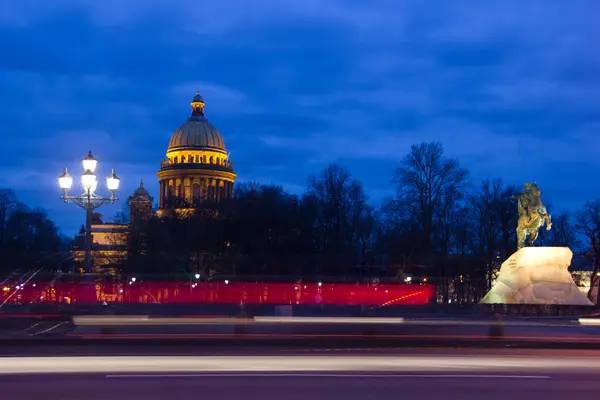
[157,91,236,211]
[167,92,226,154]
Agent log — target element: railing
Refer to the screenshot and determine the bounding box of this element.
[159,161,234,172]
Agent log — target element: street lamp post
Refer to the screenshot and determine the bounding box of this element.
[58,151,120,273]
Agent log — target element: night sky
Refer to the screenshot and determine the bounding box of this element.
[1,1,599,235]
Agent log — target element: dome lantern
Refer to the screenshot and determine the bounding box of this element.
[191,91,205,117]
[166,91,226,154]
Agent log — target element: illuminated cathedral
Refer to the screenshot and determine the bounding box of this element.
[157,92,236,211]
[73,92,235,272]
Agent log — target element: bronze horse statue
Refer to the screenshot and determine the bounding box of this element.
[514,183,552,249]
[516,204,552,248]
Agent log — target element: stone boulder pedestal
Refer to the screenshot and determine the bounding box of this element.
[480,247,593,306]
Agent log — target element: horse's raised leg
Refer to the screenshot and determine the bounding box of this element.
[529,230,538,246]
[517,227,526,249]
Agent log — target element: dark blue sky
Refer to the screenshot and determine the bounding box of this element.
[1,1,599,234]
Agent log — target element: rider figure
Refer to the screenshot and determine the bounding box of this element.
[513,182,551,249]
[513,183,538,224]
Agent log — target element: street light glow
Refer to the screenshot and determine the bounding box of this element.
[107,169,120,191]
[194,273,201,280]
[58,150,119,273]
[58,168,73,190]
[81,170,97,191]
[82,150,97,173]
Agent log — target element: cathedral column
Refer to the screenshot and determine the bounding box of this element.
[159,181,164,208]
[223,181,229,199]
[216,179,223,201]
[204,179,209,202]
[184,177,192,204]
[165,182,169,206]
[192,178,200,204]
[157,181,162,208]
[175,179,182,206]
[167,181,172,207]
[200,178,206,201]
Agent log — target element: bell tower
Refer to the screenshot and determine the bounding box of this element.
[128,179,153,227]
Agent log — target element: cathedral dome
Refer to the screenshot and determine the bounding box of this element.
[157,91,236,211]
[167,92,226,154]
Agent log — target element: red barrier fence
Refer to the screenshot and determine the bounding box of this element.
[1,281,435,306]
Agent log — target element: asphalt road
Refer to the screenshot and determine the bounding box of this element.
[1,372,599,400]
[1,350,600,399]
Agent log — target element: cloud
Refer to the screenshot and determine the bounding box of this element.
[260,115,600,191]
[1,0,600,234]
[168,82,259,115]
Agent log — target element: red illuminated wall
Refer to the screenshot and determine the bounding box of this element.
[1,281,435,306]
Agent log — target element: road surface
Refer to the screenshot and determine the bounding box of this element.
[1,372,598,400]
[1,349,600,399]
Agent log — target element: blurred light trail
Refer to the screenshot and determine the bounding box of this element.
[66,332,600,343]
[0,267,45,309]
[579,318,600,326]
[104,373,551,379]
[72,316,247,326]
[0,281,435,306]
[253,317,406,324]
[70,315,586,327]
[73,316,407,326]
[2,354,600,375]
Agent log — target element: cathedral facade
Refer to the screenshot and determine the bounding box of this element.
[157,92,236,211]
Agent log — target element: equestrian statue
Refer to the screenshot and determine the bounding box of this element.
[512,182,552,249]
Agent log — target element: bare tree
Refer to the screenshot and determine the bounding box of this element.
[470,179,502,258]
[469,179,503,288]
[549,212,580,248]
[448,205,472,257]
[375,202,422,276]
[1,204,64,271]
[391,142,469,254]
[112,201,131,225]
[306,164,373,275]
[576,201,600,304]
[390,142,468,302]
[0,188,17,250]
[497,185,518,258]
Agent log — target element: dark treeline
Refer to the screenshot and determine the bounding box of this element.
[1,142,598,301]
[0,188,70,272]
[120,142,600,302]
